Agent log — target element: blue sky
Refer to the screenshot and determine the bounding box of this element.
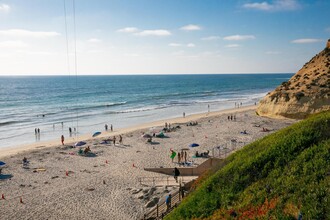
[0,0,329,75]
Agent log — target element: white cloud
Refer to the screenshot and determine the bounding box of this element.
[0,29,60,38]
[265,51,281,54]
[134,29,171,37]
[0,4,10,13]
[169,43,195,47]
[225,44,240,48]
[243,0,301,11]
[116,27,138,33]
[291,38,323,44]
[88,38,102,43]
[169,43,182,47]
[223,35,255,41]
[180,24,201,31]
[201,36,220,41]
[0,40,28,48]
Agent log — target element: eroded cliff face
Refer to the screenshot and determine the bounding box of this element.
[257,40,330,119]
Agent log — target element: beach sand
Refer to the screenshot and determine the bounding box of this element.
[0,106,296,219]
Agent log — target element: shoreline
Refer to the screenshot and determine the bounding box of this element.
[0,105,257,158]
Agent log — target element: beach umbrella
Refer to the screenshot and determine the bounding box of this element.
[75,141,86,147]
[92,131,101,137]
[0,161,6,166]
[141,134,152,139]
[189,143,199,147]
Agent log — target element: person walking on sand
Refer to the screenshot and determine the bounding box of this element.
[177,152,181,164]
[113,136,116,145]
[105,124,108,131]
[184,151,187,163]
[173,167,180,183]
[110,124,113,132]
[183,112,185,118]
[61,135,65,145]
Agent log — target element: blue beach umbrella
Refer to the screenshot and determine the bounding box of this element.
[92,131,101,137]
[189,143,199,147]
[75,141,86,147]
[0,161,6,166]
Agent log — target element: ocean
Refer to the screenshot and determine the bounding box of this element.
[0,74,292,149]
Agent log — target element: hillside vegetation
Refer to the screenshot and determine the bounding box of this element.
[166,111,330,219]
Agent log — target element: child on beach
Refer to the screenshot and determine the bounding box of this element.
[61,135,64,145]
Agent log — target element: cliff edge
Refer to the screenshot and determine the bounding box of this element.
[257,39,330,119]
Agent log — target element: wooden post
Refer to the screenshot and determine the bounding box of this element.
[179,184,181,201]
[157,204,159,217]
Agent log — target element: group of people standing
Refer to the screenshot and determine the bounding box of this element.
[104,124,113,132]
[34,128,41,135]
[177,150,188,164]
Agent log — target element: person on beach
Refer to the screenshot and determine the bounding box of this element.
[166,194,172,211]
[61,122,64,127]
[61,135,65,145]
[178,152,181,164]
[173,167,180,183]
[38,128,40,134]
[183,112,185,118]
[119,135,123,144]
[110,124,113,132]
[69,127,72,134]
[84,146,91,154]
[208,104,210,113]
[113,136,116,145]
[165,122,168,128]
[105,124,108,131]
[35,128,37,135]
[22,157,29,166]
[184,151,187,163]
[228,115,230,121]
[170,150,176,163]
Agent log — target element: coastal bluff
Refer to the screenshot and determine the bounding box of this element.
[257,39,330,119]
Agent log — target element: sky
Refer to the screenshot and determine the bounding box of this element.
[0,0,329,75]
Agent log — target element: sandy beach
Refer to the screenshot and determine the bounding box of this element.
[0,106,297,220]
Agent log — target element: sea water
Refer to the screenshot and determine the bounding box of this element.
[0,74,292,149]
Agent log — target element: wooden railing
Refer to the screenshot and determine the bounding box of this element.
[137,176,187,186]
[142,184,185,220]
[210,140,247,159]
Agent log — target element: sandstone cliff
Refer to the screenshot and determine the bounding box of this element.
[257,39,330,119]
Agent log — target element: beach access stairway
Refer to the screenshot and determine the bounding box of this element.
[141,140,248,219]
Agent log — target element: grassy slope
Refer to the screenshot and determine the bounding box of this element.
[166,111,330,220]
